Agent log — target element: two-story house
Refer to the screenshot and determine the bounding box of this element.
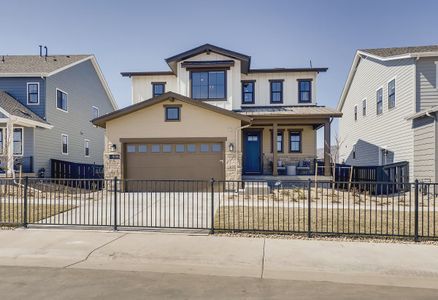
[93,44,341,183]
[0,52,117,177]
[338,45,438,182]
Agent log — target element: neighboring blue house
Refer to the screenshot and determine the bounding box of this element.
[0,53,117,176]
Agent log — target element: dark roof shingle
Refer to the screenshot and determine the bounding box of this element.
[0,55,91,74]
[0,91,49,125]
[360,45,438,58]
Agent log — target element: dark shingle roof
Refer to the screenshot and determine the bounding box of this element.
[360,45,438,58]
[0,91,49,125]
[0,55,90,74]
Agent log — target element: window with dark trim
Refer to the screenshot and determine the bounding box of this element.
[270,130,284,153]
[57,89,68,111]
[84,140,90,157]
[61,134,68,155]
[298,79,312,103]
[289,131,302,153]
[362,99,367,116]
[165,106,180,121]
[191,70,225,100]
[27,83,39,104]
[13,128,23,155]
[354,105,357,121]
[270,80,283,103]
[241,81,255,104]
[152,82,165,97]
[388,79,396,109]
[376,88,383,115]
[352,144,356,159]
[0,128,3,154]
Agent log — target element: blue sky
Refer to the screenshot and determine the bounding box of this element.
[1,0,438,144]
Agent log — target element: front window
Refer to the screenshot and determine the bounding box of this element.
[298,80,312,103]
[61,134,68,155]
[27,83,39,104]
[388,79,396,109]
[152,83,165,97]
[57,89,68,111]
[270,80,283,103]
[84,140,90,157]
[242,81,255,104]
[13,128,23,155]
[376,88,383,115]
[271,130,283,153]
[165,106,180,121]
[191,71,225,100]
[289,131,302,153]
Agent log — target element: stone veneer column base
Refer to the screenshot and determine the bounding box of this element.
[225,151,242,181]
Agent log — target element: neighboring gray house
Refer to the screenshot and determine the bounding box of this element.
[0,53,117,176]
[338,45,438,182]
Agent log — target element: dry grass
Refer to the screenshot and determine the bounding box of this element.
[0,203,74,226]
[214,206,438,237]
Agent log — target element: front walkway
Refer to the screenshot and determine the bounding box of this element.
[0,229,437,290]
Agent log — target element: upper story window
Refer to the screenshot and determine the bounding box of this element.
[354,105,358,121]
[191,70,225,100]
[376,88,383,115]
[298,79,312,103]
[56,89,68,112]
[165,106,180,121]
[152,82,165,97]
[92,106,99,119]
[362,99,367,116]
[241,81,255,104]
[270,80,283,104]
[27,82,39,105]
[388,79,396,109]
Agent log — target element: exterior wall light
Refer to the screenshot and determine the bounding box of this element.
[110,144,117,152]
[228,143,234,152]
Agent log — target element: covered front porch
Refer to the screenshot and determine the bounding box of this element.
[237,106,342,179]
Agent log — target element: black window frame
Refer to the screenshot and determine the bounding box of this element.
[152,82,166,97]
[27,82,39,105]
[362,99,367,116]
[241,80,255,104]
[388,79,396,109]
[84,139,90,157]
[270,80,283,104]
[270,130,284,153]
[56,89,68,112]
[297,79,312,103]
[376,88,383,115]
[164,105,181,122]
[354,105,358,121]
[61,134,68,155]
[289,130,302,153]
[190,70,226,100]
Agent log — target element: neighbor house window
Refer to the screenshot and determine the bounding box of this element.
[27,82,39,104]
[165,106,180,121]
[13,128,23,155]
[362,99,367,116]
[61,134,68,155]
[270,80,283,103]
[191,71,225,99]
[271,130,284,153]
[92,106,99,119]
[0,128,3,154]
[376,88,383,115]
[56,89,68,111]
[84,139,90,157]
[354,105,358,121]
[353,145,356,159]
[298,79,312,103]
[242,81,255,104]
[388,79,396,109]
[289,131,302,153]
[152,82,165,97]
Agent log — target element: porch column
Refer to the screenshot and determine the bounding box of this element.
[272,122,278,176]
[324,120,331,176]
[6,120,14,177]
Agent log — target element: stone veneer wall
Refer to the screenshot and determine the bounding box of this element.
[104,152,122,179]
[262,153,316,175]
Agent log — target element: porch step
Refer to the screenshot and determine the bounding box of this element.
[243,181,270,195]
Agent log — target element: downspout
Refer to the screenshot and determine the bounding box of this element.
[235,123,252,179]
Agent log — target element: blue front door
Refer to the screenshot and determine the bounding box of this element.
[243,131,262,174]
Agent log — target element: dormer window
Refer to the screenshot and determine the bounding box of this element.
[152,82,165,97]
[191,70,226,100]
[298,79,312,103]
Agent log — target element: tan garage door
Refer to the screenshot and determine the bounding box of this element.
[124,142,224,182]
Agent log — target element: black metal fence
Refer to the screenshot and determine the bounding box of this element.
[51,159,104,180]
[0,177,437,241]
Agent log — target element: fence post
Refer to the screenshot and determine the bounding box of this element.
[23,176,29,228]
[307,179,312,238]
[113,177,118,231]
[210,178,215,234]
[414,179,419,242]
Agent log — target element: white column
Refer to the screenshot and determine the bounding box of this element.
[6,120,14,177]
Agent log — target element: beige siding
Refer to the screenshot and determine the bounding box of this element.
[131,75,177,103]
[413,116,436,182]
[416,58,438,111]
[338,56,416,178]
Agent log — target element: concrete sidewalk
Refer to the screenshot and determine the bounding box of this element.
[0,229,437,290]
